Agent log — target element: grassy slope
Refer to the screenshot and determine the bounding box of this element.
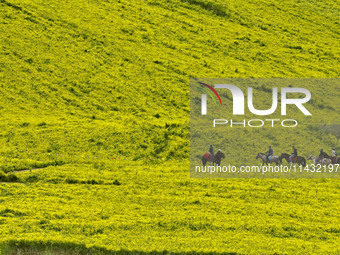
[1,163,340,254]
[0,0,340,254]
[0,0,339,159]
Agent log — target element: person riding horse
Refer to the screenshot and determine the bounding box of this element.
[266,145,273,161]
[209,145,214,160]
[202,149,225,166]
[315,148,328,165]
[331,147,337,164]
[289,146,298,163]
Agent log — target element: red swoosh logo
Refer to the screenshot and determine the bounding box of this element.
[200,82,223,106]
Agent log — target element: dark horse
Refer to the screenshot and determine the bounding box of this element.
[330,157,340,164]
[280,153,306,167]
[202,150,225,166]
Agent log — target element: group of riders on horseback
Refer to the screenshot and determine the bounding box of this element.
[260,145,338,167]
[202,144,339,167]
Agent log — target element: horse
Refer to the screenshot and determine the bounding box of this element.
[280,153,306,167]
[307,155,332,165]
[256,152,281,166]
[330,157,340,164]
[323,152,330,159]
[202,150,225,166]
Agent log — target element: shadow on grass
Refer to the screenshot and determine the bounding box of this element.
[0,240,243,255]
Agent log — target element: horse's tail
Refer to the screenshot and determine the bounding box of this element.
[202,155,207,166]
[302,157,306,167]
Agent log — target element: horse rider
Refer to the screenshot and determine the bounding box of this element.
[209,145,214,160]
[331,147,337,164]
[266,145,273,161]
[289,146,298,163]
[315,148,327,165]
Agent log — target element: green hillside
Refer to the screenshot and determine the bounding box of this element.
[1,0,339,160]
[0,0,339,254]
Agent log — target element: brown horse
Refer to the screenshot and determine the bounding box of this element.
[202,150,225,166]
[330,157,340,164]
[280,153,306,167]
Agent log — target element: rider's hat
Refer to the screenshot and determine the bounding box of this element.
[333,147,335,150]
[218,149,222,152]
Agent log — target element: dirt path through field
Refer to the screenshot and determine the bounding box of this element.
[12,167,47,174]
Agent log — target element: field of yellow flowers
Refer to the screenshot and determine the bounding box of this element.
[0,0,339,254]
